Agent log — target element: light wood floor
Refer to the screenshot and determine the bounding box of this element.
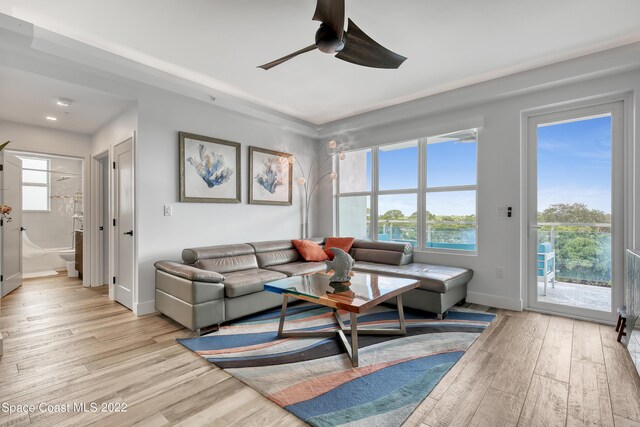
[1,276,640,427]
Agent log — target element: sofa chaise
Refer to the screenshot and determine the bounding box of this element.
[155,238,472,333]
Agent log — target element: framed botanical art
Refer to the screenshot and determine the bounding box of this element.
[248,146,293,206]
[179,132,241,203]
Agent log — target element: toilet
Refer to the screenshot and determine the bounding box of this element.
[58,249,78,277]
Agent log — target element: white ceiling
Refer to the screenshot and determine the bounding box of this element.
[0,65,133,134]
[2,0,640,125]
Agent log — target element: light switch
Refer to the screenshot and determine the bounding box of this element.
[164,205,172,216]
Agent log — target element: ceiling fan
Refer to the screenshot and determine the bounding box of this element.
[258,0,407,70]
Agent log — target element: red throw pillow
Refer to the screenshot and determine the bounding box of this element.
[324,237,355,260]
[292,239,329,262]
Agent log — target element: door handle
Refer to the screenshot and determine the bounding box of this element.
[20,227,26,231]
[99,226,104,231]
[123,230,133,236]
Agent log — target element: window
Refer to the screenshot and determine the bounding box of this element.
[338,195,371,239]
[377,141,418,245]
[337,149,372,239]
[337,129,478,252]
[425,130,477,251]
[22,158,50,211]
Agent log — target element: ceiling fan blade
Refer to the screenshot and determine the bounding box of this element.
[258,45,317,70]
[312,0,345,40]
[335,19,407,69]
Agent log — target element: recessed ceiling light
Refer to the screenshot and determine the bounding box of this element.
[56,98,74,107]
[46,116,57,121]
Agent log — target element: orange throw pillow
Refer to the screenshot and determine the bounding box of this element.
[324,237,355,260]
[292,239,329,262]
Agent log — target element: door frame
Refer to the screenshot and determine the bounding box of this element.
[90,150,110,289]
[520,93,631,323]
[111,135,137,311]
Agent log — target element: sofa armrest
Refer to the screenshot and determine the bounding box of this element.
[154,260,225,283]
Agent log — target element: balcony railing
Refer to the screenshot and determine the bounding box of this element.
[372,220,612,280]
[537,222,611,286]
[376,219,477,250]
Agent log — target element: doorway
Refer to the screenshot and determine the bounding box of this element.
[3,150,84,288]
[92,152,110,289]
[526,101,624,322]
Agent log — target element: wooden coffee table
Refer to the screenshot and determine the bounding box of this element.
[264,271,420,367]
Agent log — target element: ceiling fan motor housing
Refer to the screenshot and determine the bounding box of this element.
[315,24,345,53]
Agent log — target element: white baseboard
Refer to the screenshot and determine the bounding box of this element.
[467,291,523,311]
[134,299,156,316]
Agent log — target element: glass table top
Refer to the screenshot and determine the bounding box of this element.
[264,271,420,313]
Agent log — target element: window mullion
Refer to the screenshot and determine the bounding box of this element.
[426,185,477,193]
[371,147,379,241]
[418,138,427,249]
[377,188,418,196]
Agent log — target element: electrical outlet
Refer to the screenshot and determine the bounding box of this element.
[495,267,504,279]
[164,205,172,216]
[496,207,506,217]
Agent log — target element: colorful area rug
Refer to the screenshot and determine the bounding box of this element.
[178,303,495,427]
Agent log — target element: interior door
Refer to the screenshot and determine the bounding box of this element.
[1,151,22,297]
[527,102,624,322]
[114,139,134,310]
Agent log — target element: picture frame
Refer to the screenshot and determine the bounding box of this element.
[248,146,293,206]
[179,132,241,203]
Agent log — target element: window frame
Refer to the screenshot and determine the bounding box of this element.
[22,157,51,213]
[336,130,478,254]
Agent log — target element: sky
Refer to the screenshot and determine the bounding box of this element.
[538,115,611,213]
[376,140,477,216]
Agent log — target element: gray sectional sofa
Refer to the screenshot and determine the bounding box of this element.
[155,238,472,333]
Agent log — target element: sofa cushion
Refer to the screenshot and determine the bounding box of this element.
[222,269,287,298]
[265,261,327,277]
[353,261,472,293]
[292,239,329,261]
[324,237,355,260]
[352,239,413,254]
[154,260,225,283]
[249,240,302,267]
[195,254,259,274]
[182,243,255,264]
[155,270,224,304]
[350,240,414,265]
[351,248,413,266]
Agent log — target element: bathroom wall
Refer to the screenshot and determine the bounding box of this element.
[22,154,83,272]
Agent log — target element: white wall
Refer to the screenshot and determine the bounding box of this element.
[23,155,82,250]
[0,119,91,158]
[318,67,640,312]
[132,90,318,313]
[91,106,138,156]
[89,92,318,315]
